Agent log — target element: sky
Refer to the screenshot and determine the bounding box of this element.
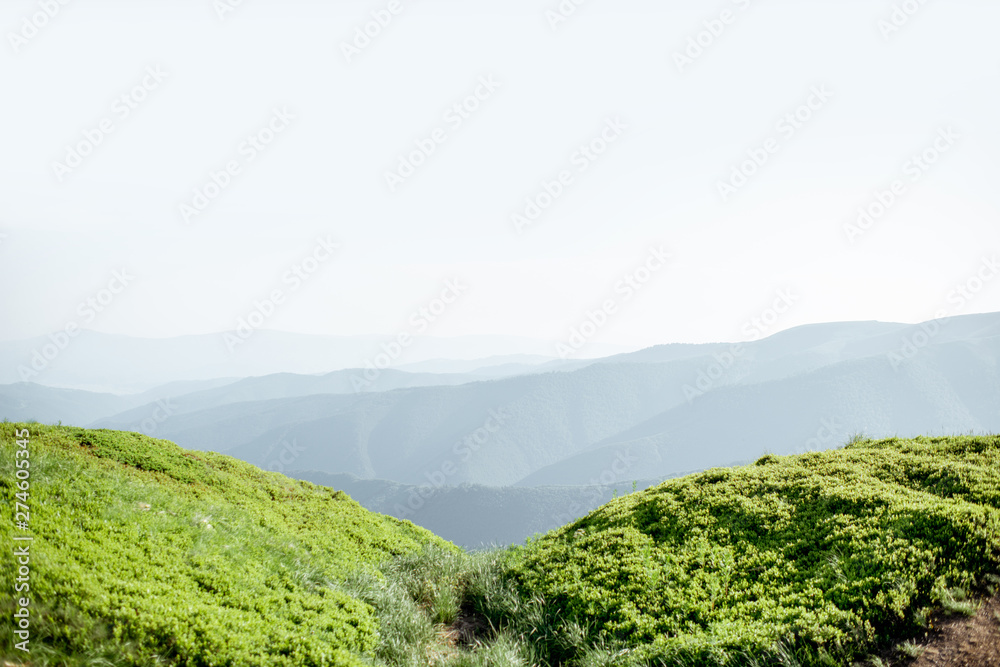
[1,0,999,350]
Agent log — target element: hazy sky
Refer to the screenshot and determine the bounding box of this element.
[2,0,999,349]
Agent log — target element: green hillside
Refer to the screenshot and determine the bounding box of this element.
[493,435,1000,665]
[3,425,999,666]
[0,423,452,666]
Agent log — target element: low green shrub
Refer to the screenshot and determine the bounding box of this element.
[499,435,1000,666]
[4,426,998,667]
[0,423,448,666]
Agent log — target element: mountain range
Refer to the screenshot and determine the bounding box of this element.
[3,312,999,544]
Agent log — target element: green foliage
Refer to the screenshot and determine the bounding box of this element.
[380,544,469,626]
[896,640,924,658]
[448,633,529,667]
[3,426,999,667]
[0,423,448,666]
[933,584,978,616]
[498,435,1000,666]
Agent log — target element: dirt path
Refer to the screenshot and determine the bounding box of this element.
[902,595,1000,666]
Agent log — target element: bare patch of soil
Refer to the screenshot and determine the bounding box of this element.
[440,603,492,647]
[896,595,1000,667]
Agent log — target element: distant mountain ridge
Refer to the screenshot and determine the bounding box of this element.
[5,312,1000,546]
[0,329,623,392]
[79,311,1000,489]
[290,470,671,548]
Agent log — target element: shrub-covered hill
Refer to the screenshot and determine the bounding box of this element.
[4,426,1000,667]
[498,435,1000,666]
[0,423,451,666]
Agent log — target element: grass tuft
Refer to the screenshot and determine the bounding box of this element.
[896,640,925,658]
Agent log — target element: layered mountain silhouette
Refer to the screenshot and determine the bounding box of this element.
[0,330,605,392]
[4,312,999,544]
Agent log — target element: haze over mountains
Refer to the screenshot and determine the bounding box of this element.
[0,330,621,393]
[3,312,999,545]
[293,471,669,548]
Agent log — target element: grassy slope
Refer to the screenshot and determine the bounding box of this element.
[500,435,1000,666]
[0,423,449,666]
[4,426,1000,667]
